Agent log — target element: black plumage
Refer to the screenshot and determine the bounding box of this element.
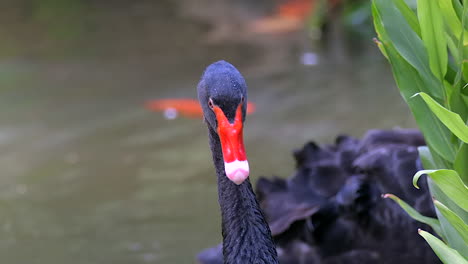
[196,60,439,264]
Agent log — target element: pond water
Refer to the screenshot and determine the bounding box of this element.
[0,1,416,263]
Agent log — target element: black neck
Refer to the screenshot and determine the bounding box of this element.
[208,126,279,264]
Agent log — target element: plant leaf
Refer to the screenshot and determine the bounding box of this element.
[394,0,421,36]
[448,81,468,122]
[427,179,468,258]
[419,229,468,263]
[414,170,437,189]
[434,200,468,246]
[451,0,464,20]
[455,143,468,185]
[385,194,442,235]
[374,0,443,99]
[414,169,468,211]
[438,0,468,46]
[418,146,437,169]
[447,32,462,66]
[373,2,457,162]
[463,61,468,84]
[454,0,468,88]
[417,0,448,80]
[417,92,468,143]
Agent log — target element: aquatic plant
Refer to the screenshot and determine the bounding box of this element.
[372,0,468,262]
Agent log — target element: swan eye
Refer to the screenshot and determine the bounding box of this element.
[208,98,214,110]
[241,96,245,103]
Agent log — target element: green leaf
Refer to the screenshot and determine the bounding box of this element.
[419,229,468,264]
[454,1,468,88]
[414,169,468,211]
[417,0,447,80]
[463,61,468,84]
[434,200,468,246]
[461,1,468,88]
[438,0,468,46]
[421,144,452,169]
[384,194,442,235]
[455,143,468,185]
[417,92,468,143]
[451,0,464,21]
[394,0,421,36]
[374,0,443,99]
[428,179,468,258]
[373,2,456,162]
[448,81,468,122]
[447,32,462,66]
[418,146,437,169]
[414,170,434,188]
[409,96,456,162]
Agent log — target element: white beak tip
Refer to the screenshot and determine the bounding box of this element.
[224,160,249,185]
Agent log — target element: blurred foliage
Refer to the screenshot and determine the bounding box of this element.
[306,0,375,40]
[373,0,468,262]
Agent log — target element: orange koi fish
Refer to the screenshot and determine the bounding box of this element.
[278,0,315,20]
[250,0,315,33]
[145,99,256,120]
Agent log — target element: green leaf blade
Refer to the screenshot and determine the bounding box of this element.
[434,200,468,247]
[394,0,421,36]
[417,92,468,143]
[385,194,442,236]
[414,169,468,212]
[438,0,468,46]
[374,0,443,99]
[418,146,437,169]
[419,229,468,264]
[417,0,448,80]
[455,143,468,185]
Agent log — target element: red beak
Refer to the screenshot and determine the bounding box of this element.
[213,104,249,184]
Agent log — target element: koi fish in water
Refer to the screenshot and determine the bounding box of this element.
[145,99,256,120]
[250,0,315,33]
[278,0,315,20]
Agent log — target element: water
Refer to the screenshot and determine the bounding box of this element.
[0,1,415,263]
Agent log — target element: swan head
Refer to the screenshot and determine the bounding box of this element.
[197,61,249,185]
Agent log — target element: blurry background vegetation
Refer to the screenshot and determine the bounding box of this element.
[372,0,468,262]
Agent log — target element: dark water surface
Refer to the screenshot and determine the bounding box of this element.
[0,1,415,263]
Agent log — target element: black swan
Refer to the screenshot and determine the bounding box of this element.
[197,60,279,264]
[195,61,439,263]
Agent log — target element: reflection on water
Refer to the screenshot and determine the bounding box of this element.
[0,0,414,263]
